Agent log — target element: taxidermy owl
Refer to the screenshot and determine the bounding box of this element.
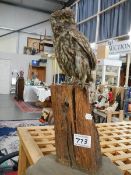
[50,8,96,86]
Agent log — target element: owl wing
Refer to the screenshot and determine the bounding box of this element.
[56,32,76,76]
[69,29,96,70]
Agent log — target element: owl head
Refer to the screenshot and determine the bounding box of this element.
[50,8,76,39]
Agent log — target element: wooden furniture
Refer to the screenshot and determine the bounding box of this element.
[15,77,24,100]
[97,121,131,175]
[51,85,102,174]
[18,121,131,175]
[93,109,124,123]
[18,126,55,175]
[39,36,53,51]
[28,64,46,81]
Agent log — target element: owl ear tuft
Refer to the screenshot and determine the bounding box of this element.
[51,8,75,20]
[62,8,74,18]
[51,9,62,18]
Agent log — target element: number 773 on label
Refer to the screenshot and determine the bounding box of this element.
[74,134,91,148]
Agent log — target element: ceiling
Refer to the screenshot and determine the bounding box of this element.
[0,0,76,13]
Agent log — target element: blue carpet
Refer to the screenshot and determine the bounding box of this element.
[0,120,46,173]
[0,127,16,137]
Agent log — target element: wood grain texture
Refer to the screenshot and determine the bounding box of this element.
[18,142,28,175]
[18,122,131,174]
[74,86,102,173]
[51,85,75,166]
[51,84,102,174]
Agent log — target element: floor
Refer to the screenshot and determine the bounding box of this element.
[0,94,40,120]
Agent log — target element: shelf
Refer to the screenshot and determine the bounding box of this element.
[125,113,131,117]
[124,99,131,102]
[40,39,53,47]
[96,71,102,74]
[105,72,118,76]
[125,112,131,114]
[32,65,46,68]
[96,60,122,86]
[97,59,122,66]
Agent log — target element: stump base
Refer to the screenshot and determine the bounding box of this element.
[26,155,123,175]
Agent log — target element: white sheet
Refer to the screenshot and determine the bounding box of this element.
[23,85,51,102]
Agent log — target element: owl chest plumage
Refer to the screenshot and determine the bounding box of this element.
[55,30,90,82]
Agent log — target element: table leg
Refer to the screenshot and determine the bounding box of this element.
[107,112,112,123]
[18,142,28,175]
[95,114,100,123]
[101,117,106,123]
[119,110,124,121]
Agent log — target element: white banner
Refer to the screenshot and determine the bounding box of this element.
[109,40,131,54]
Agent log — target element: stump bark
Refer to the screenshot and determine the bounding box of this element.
[51,84,102,174]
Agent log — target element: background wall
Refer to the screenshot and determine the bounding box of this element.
[0,3,54,87]
[0,33,18,53]
[0,3,52,54]
[0,52,54,85]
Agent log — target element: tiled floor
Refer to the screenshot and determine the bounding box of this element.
[0,94,40,120]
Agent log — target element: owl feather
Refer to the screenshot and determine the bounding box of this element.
[50,8,96,86]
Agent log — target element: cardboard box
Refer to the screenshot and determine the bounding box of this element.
[97,44,109,59]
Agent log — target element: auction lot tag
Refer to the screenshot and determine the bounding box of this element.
[74,134,91,148]
[85,113,93,120]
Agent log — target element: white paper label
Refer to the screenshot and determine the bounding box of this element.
[85,113,93,120]
[74,134,91,148]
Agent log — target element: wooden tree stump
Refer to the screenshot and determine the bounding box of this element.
[51,84,102,174]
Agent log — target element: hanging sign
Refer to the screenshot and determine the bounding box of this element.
[74,134,91,148]
[109,40,131,54]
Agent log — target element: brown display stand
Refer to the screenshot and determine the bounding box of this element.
[24,84,123,175]
[51,84,101,174]
[50,84,122,175]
